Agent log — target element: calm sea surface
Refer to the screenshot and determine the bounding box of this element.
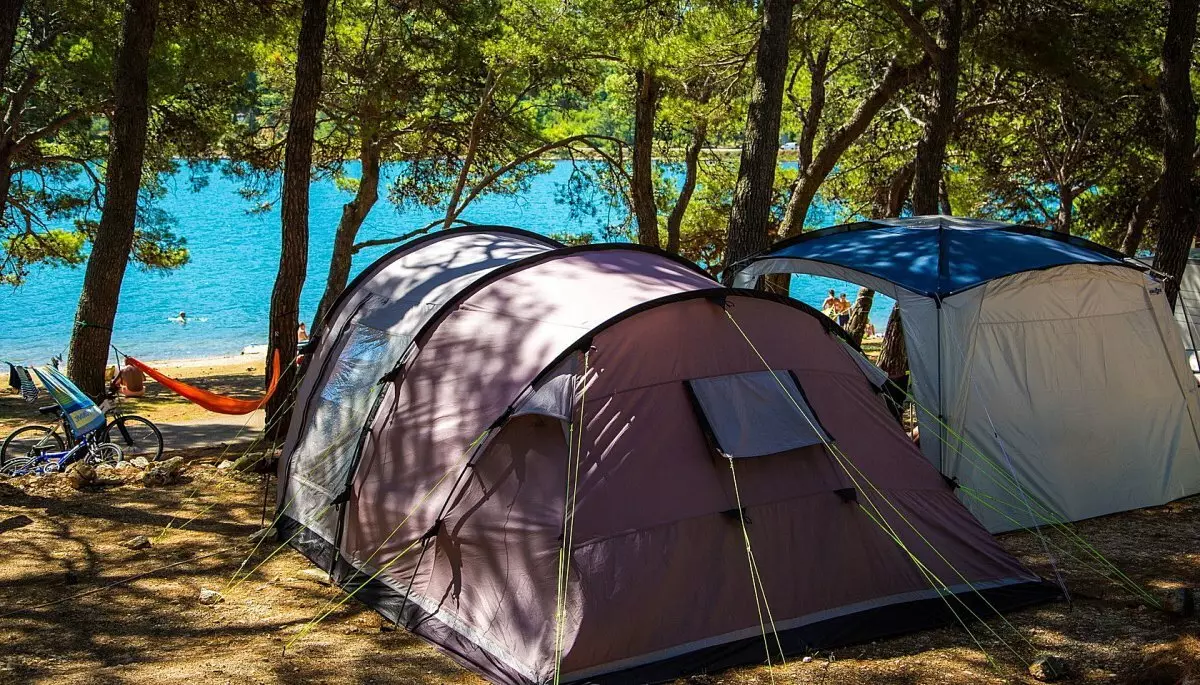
[0,161,892,365]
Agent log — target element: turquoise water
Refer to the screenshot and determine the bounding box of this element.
[0,161,892,364]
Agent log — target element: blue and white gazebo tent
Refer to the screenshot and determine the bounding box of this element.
[733,216,1200,532]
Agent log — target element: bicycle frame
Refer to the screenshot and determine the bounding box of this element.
[8,436,94,476]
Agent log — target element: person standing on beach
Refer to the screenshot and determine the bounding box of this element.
[297,323,309,342]
[836,293,851,327]
[821,289,838,318]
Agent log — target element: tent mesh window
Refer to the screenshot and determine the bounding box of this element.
[290,307,412,540]
[686,369,829,458]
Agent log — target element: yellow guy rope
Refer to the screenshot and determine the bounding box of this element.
[284,426,492,651]
[553,350,590,685]
[724,309,1032,667]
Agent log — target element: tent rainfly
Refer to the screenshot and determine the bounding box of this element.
[277,226,1056,684]
[733,215,1200,533]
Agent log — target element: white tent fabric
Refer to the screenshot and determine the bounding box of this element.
[1175,251,1200,372]
[737,259,1200,532]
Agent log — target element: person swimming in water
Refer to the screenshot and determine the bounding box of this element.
[171,311,188,325]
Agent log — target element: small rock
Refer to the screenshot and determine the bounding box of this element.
[129,456,150,469]
[142,456,185,487]
[64,462,96,489]
[121,535,151,550]
[1028,654,1070,682]
[216,460,236,470]
[802,656,813,663]
[297,568,332,586]
[199,588,224,605]
[1162,588,1195,617]
[246,526,276,542]
[115,460,136,470]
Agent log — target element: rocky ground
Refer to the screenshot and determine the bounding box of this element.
[0,450,1197,685]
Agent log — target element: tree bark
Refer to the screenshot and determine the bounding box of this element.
[266,0,330,435]
[846,289,875,344]
[1153,0,1200,308]
[632,69,660,248]
[723,0,793,283]
[910,0,963,215]
[0,0,23,96]
[1121,178,1160,256]
[665,121,705,254]
[876,304,907,380]
[779,56,930,237]
[938,173,953,215]
[1054,185,1075,234]
[849,165,914,344]
[66,0,157,396]
[313,133,381,332]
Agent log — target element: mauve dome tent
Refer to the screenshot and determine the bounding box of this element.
[276,226,1057,684]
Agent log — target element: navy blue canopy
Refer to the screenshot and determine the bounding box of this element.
[737,216,1135,298]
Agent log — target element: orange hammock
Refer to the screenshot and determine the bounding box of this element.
[125,352,282,415]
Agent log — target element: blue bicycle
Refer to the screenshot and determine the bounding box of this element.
[0,430,122,476]
[0,365,126,476]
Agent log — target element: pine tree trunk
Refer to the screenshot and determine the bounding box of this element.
[1120,178,1159,256]
[313,131,381,332]
[848,165,913,345]
[910,0,962,215]
[846,288,875,344]
[778,56,930,237]
[1055,185,1074,234]
[632,69,660,248]
[1153,0,1200,308]
[266,0,330,436]
[665,121,705,254]
[877,305,907,380]
[0,0,23,95]
[723,0,793,283]
[66,0,157,396]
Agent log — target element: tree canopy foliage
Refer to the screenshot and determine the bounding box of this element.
[4,0,1198,297]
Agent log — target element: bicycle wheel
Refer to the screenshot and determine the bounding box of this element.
[1,426,64,468]
[0,455,36,476]
[89,442,124,467]
[103,415,163,462]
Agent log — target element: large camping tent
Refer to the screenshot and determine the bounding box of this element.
[277,226,1055,684]
[733,215,1200,533]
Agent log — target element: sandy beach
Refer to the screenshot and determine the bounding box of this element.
[0,352,272,431]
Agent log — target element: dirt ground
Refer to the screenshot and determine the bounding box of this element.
[0,448,1197,685]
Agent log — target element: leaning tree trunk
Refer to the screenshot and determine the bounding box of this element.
[847,164,914,344]
[1154,0,1200,309]
[665,121,705,254]
[631,69,660,248]
[723,0,793,283]
[313,130,381,332]
[1054,185,1075,234]
[1121,178,1160,256]
[846,289,875,344]
[910,0,962,215]
[877,305,907,380]
[66,0,157,396]
[266,0,330,436]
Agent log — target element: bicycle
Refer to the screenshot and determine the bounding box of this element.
[1,388,164,467]
[0,430,123,476]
